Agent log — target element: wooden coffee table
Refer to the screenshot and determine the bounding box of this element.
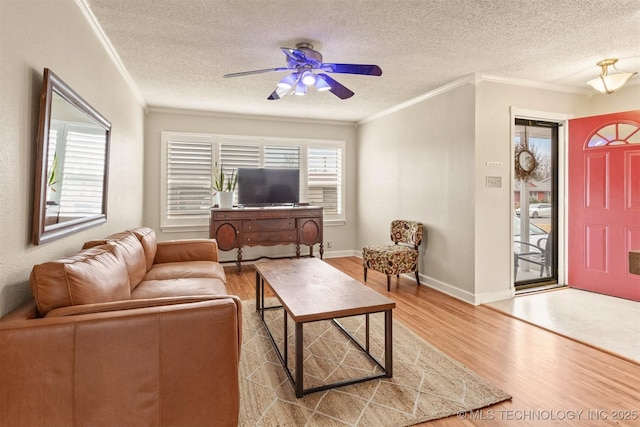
[254,258,395,398]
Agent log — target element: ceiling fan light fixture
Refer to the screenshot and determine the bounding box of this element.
[294,80,306,96]
[277,73,298,89]
[301,70,316,86]
[587,58,637,94]
[223,42,382,100]
[314,75,331,91]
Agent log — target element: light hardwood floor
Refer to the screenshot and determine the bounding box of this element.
[225,257,640,426]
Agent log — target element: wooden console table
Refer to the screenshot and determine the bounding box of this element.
[210,205,323,272]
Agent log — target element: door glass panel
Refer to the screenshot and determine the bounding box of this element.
[514,120,558,287]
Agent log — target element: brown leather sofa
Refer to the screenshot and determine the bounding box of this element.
[0,227,242,426]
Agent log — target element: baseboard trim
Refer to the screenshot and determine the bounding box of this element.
[414,273,478,305]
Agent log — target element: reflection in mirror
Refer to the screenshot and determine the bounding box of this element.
[33,69,111,245]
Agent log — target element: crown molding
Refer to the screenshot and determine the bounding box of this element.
[358,75,474,125]
[358,73,592,125]
[147,106,357,127]
[478,73,593,95]
[75,0,147,109]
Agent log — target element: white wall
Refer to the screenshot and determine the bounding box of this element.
[588,85,640,116]
[357,83,477,299]
[473,81,591,303]
[143,109,358,262]
[0,0,145,316]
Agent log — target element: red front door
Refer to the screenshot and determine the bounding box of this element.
[568,110,640,301]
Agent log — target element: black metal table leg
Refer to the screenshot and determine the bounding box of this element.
[295,322,304,398]
[284,310,288,368]
[255,271,260,312]
[385,309,393,377]
[365,313,370,352]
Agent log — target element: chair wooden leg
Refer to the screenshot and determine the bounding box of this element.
[387,276,391,292]
[364,266,368,282]
[415,270,420,285]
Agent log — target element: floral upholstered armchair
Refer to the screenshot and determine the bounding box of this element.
[362,220,424,291]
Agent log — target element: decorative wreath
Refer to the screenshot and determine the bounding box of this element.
[514,147,537,181]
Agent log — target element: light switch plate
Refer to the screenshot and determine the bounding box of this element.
[486,176,502,188]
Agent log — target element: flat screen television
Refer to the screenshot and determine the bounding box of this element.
[237,168,300,206]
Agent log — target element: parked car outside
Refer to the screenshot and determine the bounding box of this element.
[515,203,551,218]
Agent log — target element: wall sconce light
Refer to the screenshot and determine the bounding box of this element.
[587,58,637,94]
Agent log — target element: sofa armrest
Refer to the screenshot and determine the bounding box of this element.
[0,297,241,426]
[154,239,220,264]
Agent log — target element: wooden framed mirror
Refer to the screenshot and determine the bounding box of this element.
[32,68,111,245]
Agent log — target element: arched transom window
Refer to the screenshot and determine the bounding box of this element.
[587,122,640,147]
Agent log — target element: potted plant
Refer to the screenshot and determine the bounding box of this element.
[47,152,59,194]
[211,162,237,208]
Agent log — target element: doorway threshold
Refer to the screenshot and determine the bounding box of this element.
[516,283,567,296]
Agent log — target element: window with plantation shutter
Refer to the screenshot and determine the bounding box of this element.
[161,132,345,231]
[218,141,301,204]
[162,133,215,228]
[53,122,107,217]
[218,142,260,206]
[265,145,300,169]
[308,146,342,215]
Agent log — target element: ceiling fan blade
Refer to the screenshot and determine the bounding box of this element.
[280,47,303,61]
[267,84,291,100]
[267,89,281,100]
[223,67,289,78]
[321,63,382,76]
[319,74,354,99]
[280,47,316,68]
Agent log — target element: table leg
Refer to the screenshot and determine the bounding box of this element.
[283,311,288,368]
[385,309,393,378]
[255,271,260,312]
[295,322,304,398]
[365,314,370,352]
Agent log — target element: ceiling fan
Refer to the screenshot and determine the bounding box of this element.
[223,42,382,100]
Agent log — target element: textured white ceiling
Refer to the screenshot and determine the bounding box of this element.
[85,0,640,122]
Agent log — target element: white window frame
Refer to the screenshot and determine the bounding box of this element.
[160,131,345,232]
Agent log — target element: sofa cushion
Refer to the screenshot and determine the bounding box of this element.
[131,278,228,299]
[83,232,147,291]
[30,245,131,316]
[130,227,157,271]
[144,261,226,284]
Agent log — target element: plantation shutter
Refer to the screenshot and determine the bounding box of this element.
[265,145,300,169]
[161,132,346,229]
[219,142,260,204]
[218,142,301,202]
[308,146,342,215]
[58,123,107,217]
[219,142,260,170]
[166,140,212,218]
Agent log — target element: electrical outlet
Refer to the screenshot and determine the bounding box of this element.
[486,176,502,188]
[326,241,333,249]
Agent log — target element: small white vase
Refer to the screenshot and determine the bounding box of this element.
[216,191,234,208]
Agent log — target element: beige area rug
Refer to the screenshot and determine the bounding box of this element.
[239,299,511,426]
